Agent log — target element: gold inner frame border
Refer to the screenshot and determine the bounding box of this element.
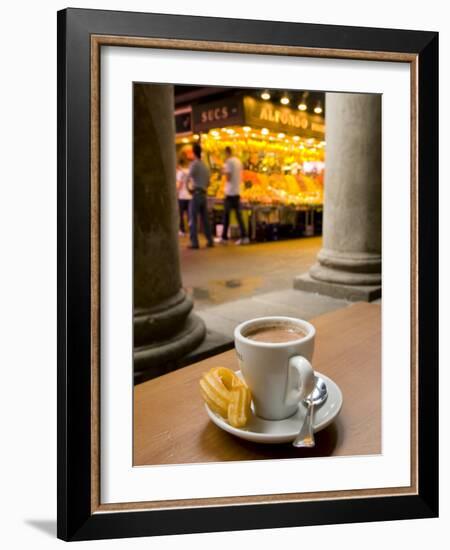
[89,34,419,514]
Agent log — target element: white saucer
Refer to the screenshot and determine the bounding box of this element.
[205,371,343,444]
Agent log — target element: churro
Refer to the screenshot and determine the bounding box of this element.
[228,382,252,428]
[200,367,252,428]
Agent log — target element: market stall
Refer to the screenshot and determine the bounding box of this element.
[175,93,325,241]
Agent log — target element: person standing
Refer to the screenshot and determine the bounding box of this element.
[217,146,249,245]
[186,144,214,249]
[176,157,191,236]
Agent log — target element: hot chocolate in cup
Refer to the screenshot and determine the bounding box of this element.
[234,316,315,421]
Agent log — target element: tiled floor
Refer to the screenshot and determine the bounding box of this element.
[196,289,350,339]
[180,234,322,308]
[179,235,350,339]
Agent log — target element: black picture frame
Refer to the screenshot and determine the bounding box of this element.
[57,8,438,541]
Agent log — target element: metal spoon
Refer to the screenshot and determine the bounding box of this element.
[292,376,328,448]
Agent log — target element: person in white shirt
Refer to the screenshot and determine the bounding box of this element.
[176,157,192,236]
[217,146,249,245]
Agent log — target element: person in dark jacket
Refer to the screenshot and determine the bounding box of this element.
[186,144,214,249]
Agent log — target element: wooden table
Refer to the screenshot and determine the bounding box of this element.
[134,302,381,465]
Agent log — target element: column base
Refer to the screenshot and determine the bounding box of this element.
[313,251,382,285]
[134,313,206,380]
[294,272,381,302]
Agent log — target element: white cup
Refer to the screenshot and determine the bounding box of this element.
[234,316,316,420]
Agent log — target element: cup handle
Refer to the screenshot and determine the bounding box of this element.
[285,356,315,408]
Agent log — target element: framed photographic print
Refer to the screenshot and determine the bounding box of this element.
[57,8,438,541]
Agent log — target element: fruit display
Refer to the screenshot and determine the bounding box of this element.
[199,367,252,428]
[200,128,324,206]
[241,170,323,206]
[176,126,325,207]
[206,170,323,206]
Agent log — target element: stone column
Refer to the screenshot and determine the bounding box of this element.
[134,83,206,379]
[295,93,382,301]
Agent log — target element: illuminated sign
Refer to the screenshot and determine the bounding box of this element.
[192,97,244,131]
[244,96,324,138]
[190,95,325,138]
